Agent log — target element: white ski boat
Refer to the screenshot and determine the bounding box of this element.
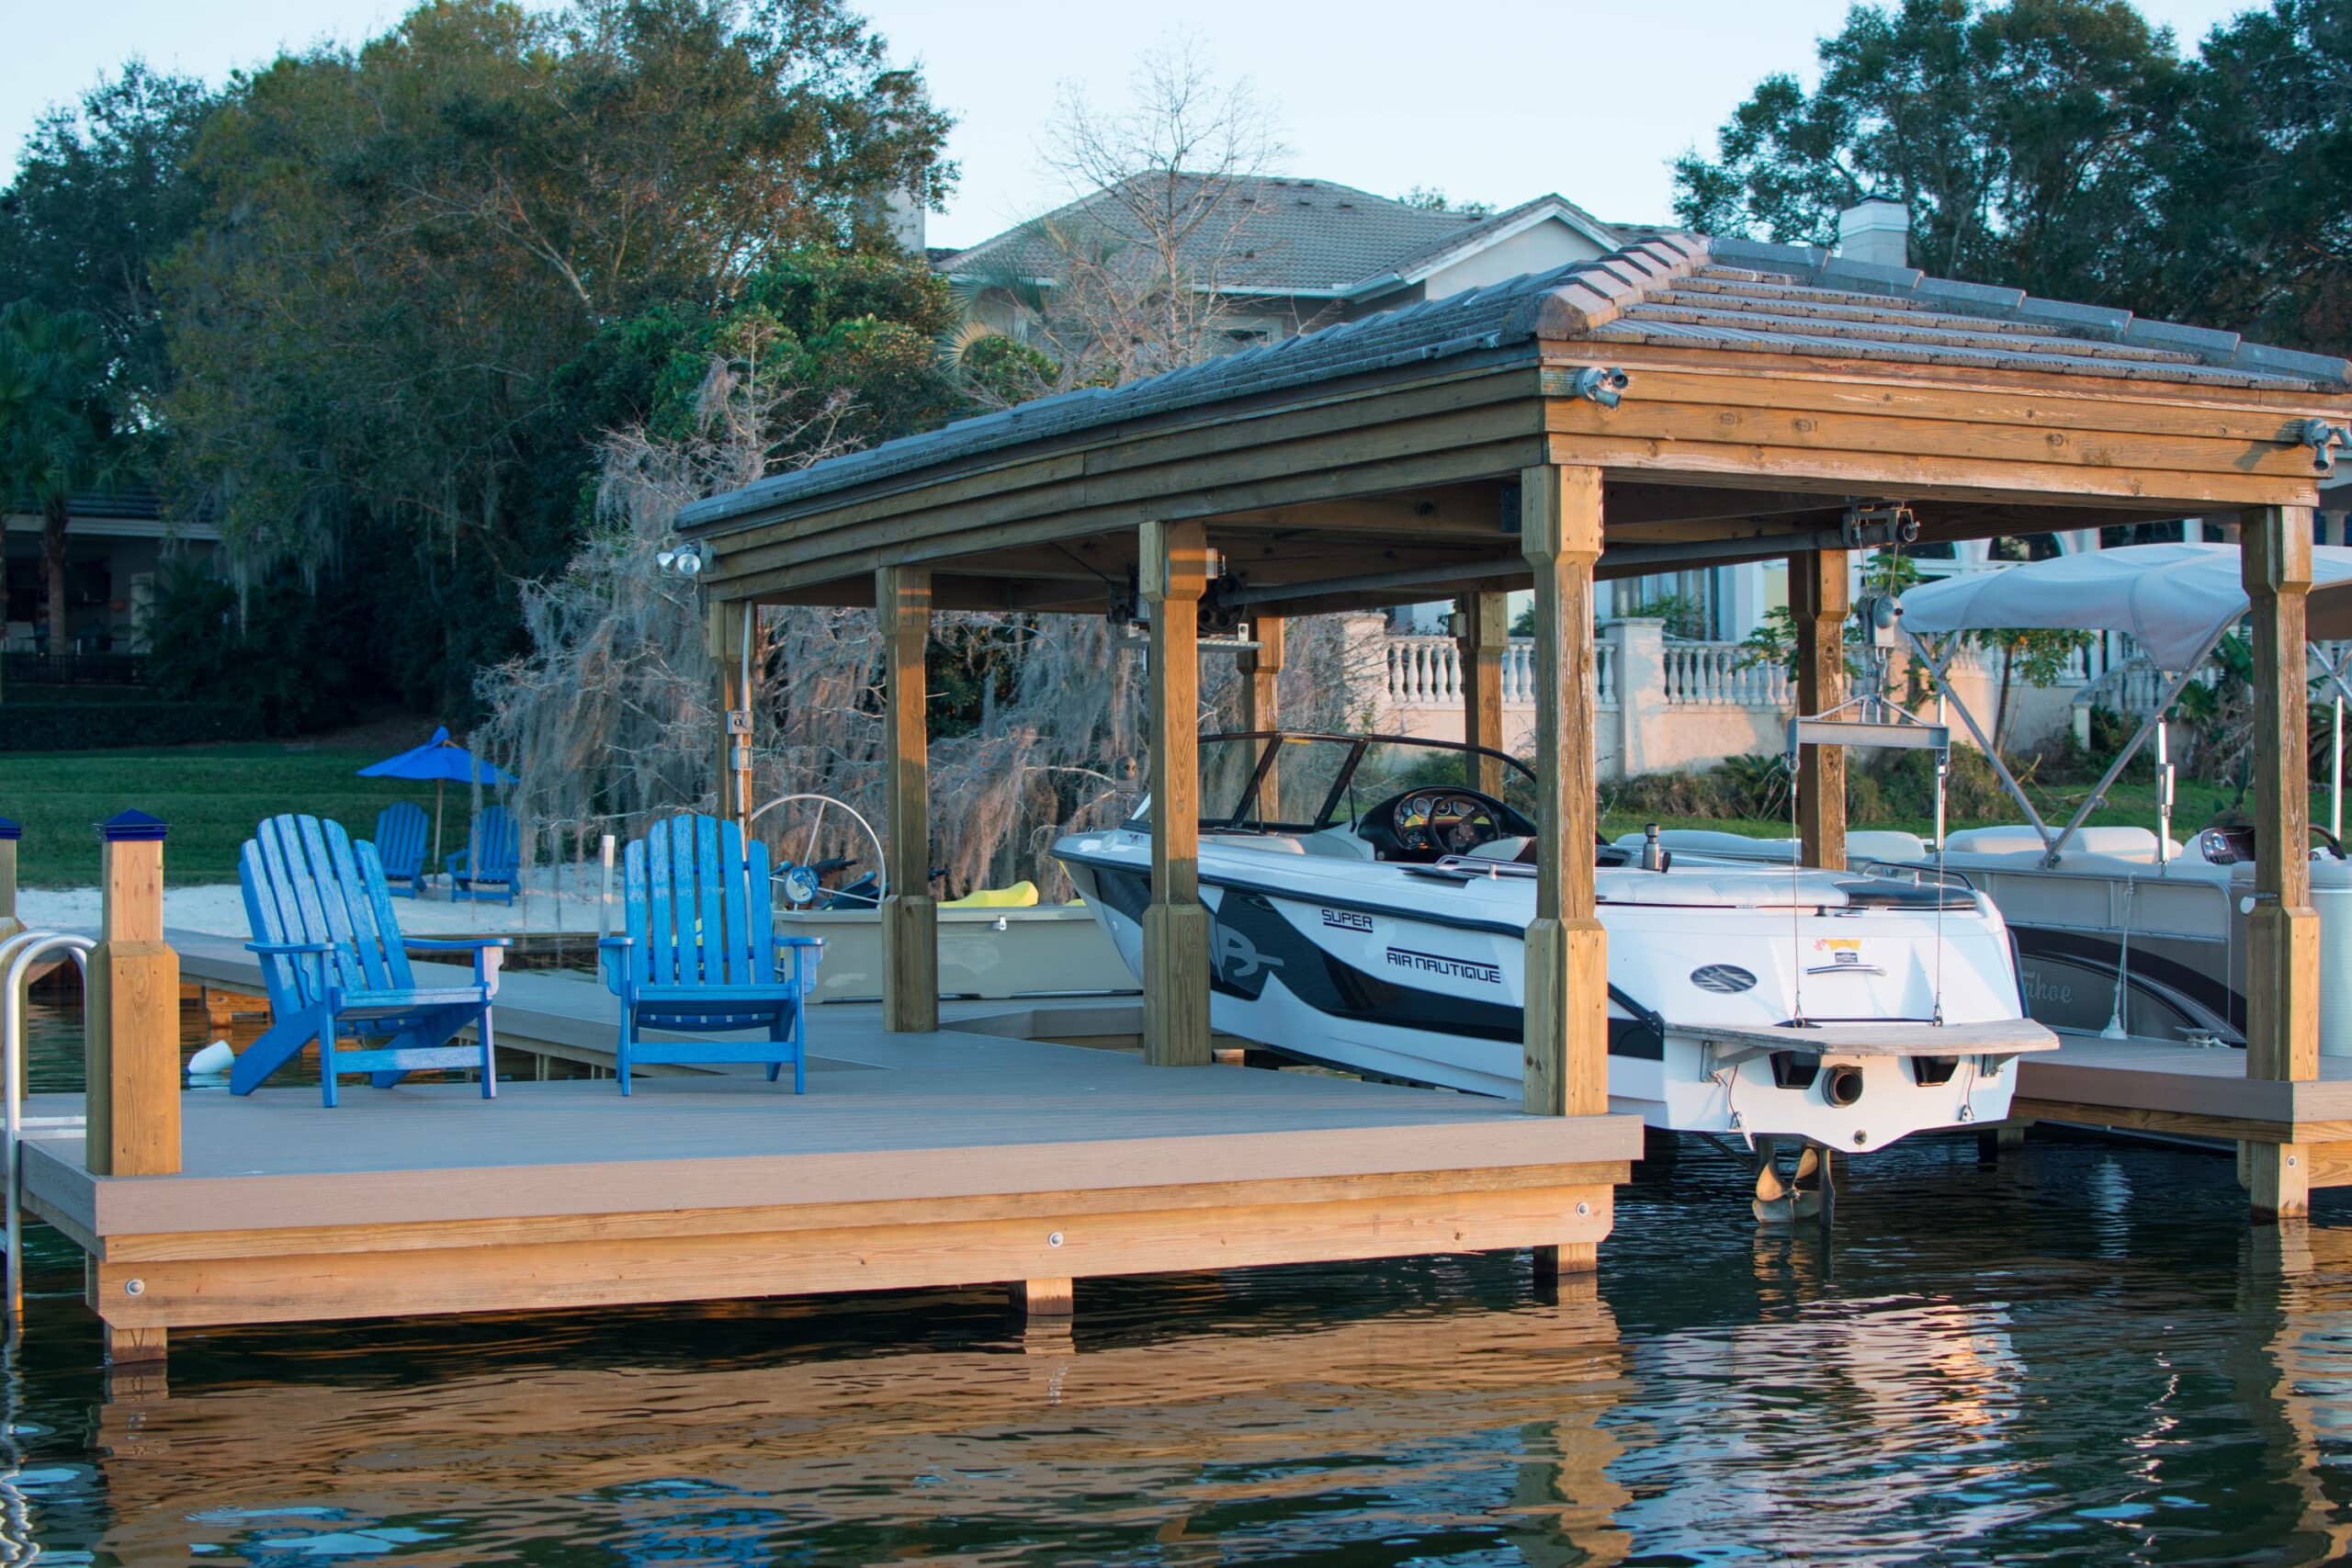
[1053,733,2051,1159]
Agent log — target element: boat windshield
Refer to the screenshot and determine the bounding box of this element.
[1196,732,1537,833]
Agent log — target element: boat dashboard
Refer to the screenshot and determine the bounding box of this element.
[1146,730,1666,870]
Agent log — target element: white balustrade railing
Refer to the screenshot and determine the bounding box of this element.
[1660,641,1791,707]
[1383,636,1611,707]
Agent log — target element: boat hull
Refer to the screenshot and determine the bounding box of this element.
[1057,835,2026,1150]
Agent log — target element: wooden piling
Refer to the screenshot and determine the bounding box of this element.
[1010,1277,1075,1323]
[1239,615,1283,815]
[1458,591,1510,796]
[84,812,180,1187]
[1520,466,1608,1120]
[1793,548,1850,871]
[2243,504,2320,1219]
[878,565,938,1034]
[707,601,755,834]
[1142,518,1212,1068]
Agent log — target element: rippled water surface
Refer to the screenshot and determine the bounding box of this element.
[7,995,2352,1565]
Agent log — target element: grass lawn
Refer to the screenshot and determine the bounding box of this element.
[0,741,2268,888]
[0,745,459,886]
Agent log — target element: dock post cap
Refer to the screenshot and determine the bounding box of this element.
[0,818,18,840]
[97,810,168,842]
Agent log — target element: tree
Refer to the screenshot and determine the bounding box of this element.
[159,0,954,710]
[946,35,1290,395]
[0,302,130,652]
[2143,0,2352,356]
[0,62,213,421]
[1673,0,2180,301]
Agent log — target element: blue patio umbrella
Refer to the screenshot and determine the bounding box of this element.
[356,727,516,867]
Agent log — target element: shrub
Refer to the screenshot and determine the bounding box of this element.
[0,700,261,751]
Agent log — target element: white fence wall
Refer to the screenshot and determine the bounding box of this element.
[1374,619,2096,782]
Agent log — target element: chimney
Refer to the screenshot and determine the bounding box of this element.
[1836,197,1910,269]
[884,179,927,256]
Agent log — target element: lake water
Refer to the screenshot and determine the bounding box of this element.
[6,996,2352,1565]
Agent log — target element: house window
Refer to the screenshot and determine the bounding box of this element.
[1987,533,2064,562]
[2100,520,2185,548]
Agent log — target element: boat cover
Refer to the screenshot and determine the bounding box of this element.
[1900,542,2352,671]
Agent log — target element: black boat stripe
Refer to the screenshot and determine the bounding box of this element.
[1063,851,1668,1060]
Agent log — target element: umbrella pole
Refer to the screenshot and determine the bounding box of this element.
[434,780,447,881]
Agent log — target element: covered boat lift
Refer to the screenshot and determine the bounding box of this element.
[682,231,2351,1226]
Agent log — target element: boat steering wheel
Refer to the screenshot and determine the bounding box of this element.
[2316,825,2348,861]
[1363,788,1534,862]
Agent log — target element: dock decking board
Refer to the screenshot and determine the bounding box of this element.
[25,967,1638,1348]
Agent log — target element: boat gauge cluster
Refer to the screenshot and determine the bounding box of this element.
[1358,788,1536,863]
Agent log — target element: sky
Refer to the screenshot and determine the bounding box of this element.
[6,0,2267,250]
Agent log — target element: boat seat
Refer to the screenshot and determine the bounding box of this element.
[1847,830,1932,863]
[1944,824,2177,861]
[1462,836,1532,861]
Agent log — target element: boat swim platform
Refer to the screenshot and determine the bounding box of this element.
[21,978,1639,1363]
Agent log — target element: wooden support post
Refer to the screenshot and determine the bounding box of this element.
[1521,466,1608,1119]
[1142,519,1212,1068]
[1010,1277,1075,1321]
[103,1324,167,1367]
[1239,615,1284,816]
[0,817,19,943]
[1532,1242,1599,1292]
[2244,505,2319,1220]
[1792,548,1850,870]
[85,812,178,1179]
[1458,592,1510,796]
[877,566,938,1034]
[707,600,755,833]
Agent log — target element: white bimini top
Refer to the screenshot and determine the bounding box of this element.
[1900,542,2352,671]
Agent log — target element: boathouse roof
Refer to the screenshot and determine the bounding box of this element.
[682,232,2350,538]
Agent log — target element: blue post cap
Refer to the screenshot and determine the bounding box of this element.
[98,810,168,842]
[0,818,18,841]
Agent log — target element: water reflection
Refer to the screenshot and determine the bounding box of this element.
[6,996,2352,1563]
[87,1276,1628,1565]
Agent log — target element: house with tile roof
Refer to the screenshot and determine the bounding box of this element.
[938,176,1629,349]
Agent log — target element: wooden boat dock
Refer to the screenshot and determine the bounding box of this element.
[2009,1034,2352,1184]
[27,931,1637,1365]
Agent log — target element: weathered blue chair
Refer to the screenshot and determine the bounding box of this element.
[372,802,430,897]
[598,815,823,1094]
[237,814,507,1107]
[446,805,520,905]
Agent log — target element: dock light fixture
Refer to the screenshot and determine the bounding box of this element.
[2291,418,2347,476]
[655,541,708,577]
[1568,367,1631,408]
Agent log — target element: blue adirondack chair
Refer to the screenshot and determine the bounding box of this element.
[598,815,823,1094]
[237,814,508,1107]
[446,805,520,905]
[373,802,430,897]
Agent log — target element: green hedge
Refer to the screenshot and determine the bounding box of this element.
[0,701,263,751]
